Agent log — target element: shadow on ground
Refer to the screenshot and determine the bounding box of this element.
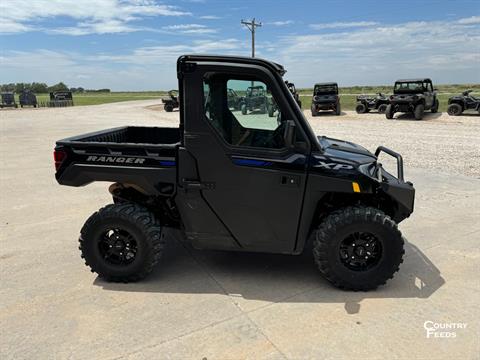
[95,235,445,314]
[393,112,443,121]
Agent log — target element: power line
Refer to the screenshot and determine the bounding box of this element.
[241,18,262,58]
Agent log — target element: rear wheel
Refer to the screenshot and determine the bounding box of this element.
[311,104,318,117]
[431,99,439,113]
[313,206,404,291]
[385,104,394,119]
[79,203,165,282]
[355,103,367,114]
[414,104,424,120]
[377,104,388,114]
[447,103,462,116]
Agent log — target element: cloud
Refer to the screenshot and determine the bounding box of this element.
[162,23,217,34]
[309,21,378,30]
[275,18,480,85]
[267,20,294,26]
[457,16,480,25]
[200,15,221,20]
[0,0,191,35]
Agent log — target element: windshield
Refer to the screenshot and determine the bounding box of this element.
[394,82,425,93]
[314,85,337,95]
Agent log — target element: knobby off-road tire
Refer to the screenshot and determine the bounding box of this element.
[335,103,341,116]
[164,104,173,112]
[79,202,165,282]
[385,104,394,119]
[311,104,318,117]
[377,104,388,114]
[356,103,367,114]
[414,104,425,120]
[447,103,462,116]
[241,104,247,115]
[313,206,404,291]
[431,99,439,113]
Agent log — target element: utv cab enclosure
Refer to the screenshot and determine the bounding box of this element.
[0,92,18,108]
[311,83,341,116]
[54,55,415,291]
[386,79,438,120]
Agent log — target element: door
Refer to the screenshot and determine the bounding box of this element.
[180,63,310,254]
[424,81,434,108]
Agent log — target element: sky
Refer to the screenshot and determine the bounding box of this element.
[0,0,479,90]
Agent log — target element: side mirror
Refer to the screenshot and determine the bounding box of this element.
[284,120,296,148]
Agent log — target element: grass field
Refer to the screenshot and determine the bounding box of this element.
[7,84,479,112]
[33,92,168,106]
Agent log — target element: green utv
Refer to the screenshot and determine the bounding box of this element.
[54,55,415,291]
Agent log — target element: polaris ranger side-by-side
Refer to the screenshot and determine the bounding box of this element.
[54,55,415,291]
[386,79,439,120]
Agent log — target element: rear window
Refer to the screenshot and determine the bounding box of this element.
[314,85,337,95]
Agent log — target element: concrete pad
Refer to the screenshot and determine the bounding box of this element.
[1,101,479,359]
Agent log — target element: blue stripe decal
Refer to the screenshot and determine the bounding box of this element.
[232,158,272,167]
[159,160,176,166]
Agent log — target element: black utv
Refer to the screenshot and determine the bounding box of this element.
[447,90,480,116]
[49,91,74,107]
[19,90,38,108]
[161,90,179,112]
[0,92,18,108]
[311,83,341,116]
[386,79,439,120]
[54,55,415,291]
[356,93,389,114]
[240,85,269,115]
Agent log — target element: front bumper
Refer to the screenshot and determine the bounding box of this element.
[374,146,415,222]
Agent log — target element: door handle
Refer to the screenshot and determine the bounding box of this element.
[280,175,300,187]
[182,179,215,190]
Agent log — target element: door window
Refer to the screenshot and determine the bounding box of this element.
[203,75,286,149]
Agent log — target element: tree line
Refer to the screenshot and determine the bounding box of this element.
[0,82,110,93]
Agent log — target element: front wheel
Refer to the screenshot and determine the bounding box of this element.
[447,103,462,116]
[241,104,247,115]
[313,206,404,291]
[414,104,424,120]
[164,104,173,112]
[79,203,165,282]
[385,104,394,119]
[335,103,341,116]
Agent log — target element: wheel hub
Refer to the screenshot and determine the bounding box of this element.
[99,228,138,266]
[339,232,382,271]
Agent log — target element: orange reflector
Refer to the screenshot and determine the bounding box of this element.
[352,182,361,193]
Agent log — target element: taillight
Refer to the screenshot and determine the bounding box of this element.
[54,149,66,171]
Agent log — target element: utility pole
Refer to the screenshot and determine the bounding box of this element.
[241,18,262,58]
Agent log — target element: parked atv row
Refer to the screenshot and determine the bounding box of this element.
[447,90,480,116]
